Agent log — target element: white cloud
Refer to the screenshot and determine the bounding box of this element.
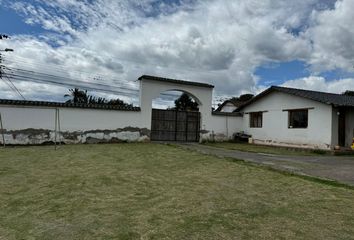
[282,76,354,94]
[306,0,354,72]
[1,0,353,104]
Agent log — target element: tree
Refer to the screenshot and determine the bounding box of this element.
[216,93,254,111]
[64,88,88,103]
[229,93,254,103]
[173,93,198,111]
[343,90,354,96]
[238,94,254,102]
[64,88,133,107]
[107,98,133,107]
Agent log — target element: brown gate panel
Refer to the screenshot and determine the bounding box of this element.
[186,112,200,142]
[151,109,200,142]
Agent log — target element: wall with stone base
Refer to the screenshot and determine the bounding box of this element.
[0,128,150,145]
[0,106,149,145]
[200,114,243,142]
[0,103,244,145]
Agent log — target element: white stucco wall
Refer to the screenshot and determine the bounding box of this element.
[0,75,242,145]
[139,78,244,141]
[201,114,243,141]
[220,103,237,112]
[139,79,213,129]
[59,108,143,131]
[0,106,143,131]
[240,91,333,149]
[9,77,350,149]
[0,106,56,130]
[0,105,147,144]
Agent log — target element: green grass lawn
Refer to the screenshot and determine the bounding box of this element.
[204,142,328,156]
[1,143,354,239]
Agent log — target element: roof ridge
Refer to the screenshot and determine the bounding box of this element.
[271,85,353,97]
[138,75,214,88]
[237,85,354,111]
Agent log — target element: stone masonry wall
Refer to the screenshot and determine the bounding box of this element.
[0,127,150,145]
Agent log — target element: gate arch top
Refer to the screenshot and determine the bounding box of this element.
[152,88,203,106]
[138,75,214,129]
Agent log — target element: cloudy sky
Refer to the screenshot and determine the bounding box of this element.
[0,0,354,107]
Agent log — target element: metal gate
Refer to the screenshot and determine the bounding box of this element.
[151,109,200,142]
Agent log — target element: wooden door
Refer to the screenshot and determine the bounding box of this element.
[338,109,346,147]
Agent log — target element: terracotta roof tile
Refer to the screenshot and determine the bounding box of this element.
[0,99,141,111]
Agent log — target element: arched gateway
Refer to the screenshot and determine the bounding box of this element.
[138,75,214,142]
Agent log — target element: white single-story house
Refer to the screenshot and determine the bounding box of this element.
[0,75,353,150]
[236,86,354,150]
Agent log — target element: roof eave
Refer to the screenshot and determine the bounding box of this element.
[138,75,214,89]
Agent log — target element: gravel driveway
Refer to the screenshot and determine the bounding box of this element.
[177,143,354,186]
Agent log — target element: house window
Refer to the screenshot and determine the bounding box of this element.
[250,112,263,128]
[288,109,308,128]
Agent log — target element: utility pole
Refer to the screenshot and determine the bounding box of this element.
[0,34,25,100]
[0,34,11,148]
[0,49,14,77]
[0,33,14,79]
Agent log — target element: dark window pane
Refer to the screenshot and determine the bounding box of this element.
[250,112,263,128]
[289,110,308,128]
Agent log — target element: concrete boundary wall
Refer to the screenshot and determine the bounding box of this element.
[201,114,243,141]
[0,76,244,145]
[0,105,240,145]
[0,105,148,145]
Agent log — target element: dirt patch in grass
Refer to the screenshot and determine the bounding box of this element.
[0,143,354,239]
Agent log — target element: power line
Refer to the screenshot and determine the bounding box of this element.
[5,57,223,98]
[1,54,25,99]
[3,73,25,100]
[4,55,137,83]
[0,70,23,99]
[8,68,222,104]
[7,72,139,97]
[4,62,137,90]
[11,68,139,93]
[4,54,226,99]
[5,60,139,89]
[5,71,221,106]
[0,75,18,95]
[8,67,186,98]
[4,50,228,75]
[4,56,227,99]
[2,61,224,106]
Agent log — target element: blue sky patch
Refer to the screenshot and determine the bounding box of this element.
[0,5,45,35]
[255,60,310,86]
[319,69,354,81]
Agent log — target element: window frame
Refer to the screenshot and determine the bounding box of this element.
[288,109,309,129]
[249,112,263,128]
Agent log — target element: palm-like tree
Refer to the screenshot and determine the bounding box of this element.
[64,88,133,107]
[64,88,88,103]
